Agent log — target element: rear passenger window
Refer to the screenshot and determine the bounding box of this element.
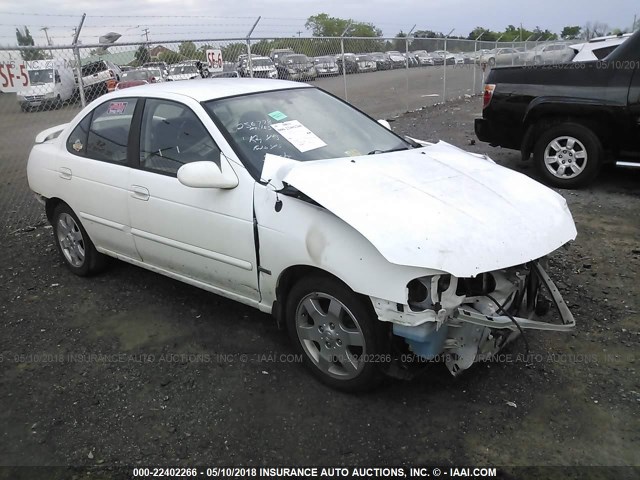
[86,99,137,163]
[66,114,91,156]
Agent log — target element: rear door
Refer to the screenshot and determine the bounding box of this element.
[58,98,141,259]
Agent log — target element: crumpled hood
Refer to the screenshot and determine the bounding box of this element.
[264,142,577,277]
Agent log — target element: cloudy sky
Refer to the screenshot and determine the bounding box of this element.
[0,0,636,46]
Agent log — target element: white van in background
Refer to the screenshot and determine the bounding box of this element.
[17,59,77,112]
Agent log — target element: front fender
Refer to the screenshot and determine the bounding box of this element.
[254,184,442,312]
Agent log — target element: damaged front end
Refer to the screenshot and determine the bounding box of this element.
[372,259,574,376]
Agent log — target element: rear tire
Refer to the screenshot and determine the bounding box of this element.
[533,122,602,189]
[52,203,108,276]
[286,275,388,392]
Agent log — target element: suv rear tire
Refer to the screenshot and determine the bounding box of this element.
[533,122,602,188]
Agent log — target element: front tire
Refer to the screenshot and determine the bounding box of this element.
[533,122,602,188]
[286,275,388,392]
[52,203,108,276]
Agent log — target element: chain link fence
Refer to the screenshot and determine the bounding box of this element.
[0,34,579,233]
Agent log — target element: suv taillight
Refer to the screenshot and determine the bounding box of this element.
[483,84,495,109]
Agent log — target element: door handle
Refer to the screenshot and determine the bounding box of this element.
[58,167,72,180]
[131,185,150,201]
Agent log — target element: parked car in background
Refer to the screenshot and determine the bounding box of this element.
[480,48,523,66]
[27,79,577,391]
[17,59,77,112]
[143,62,169,77]
[355,54,377,72]
[80,60,122,98]
[115,68,164,90]
[430,51,456,65]
[571,33,631,62]
[385,51,406,68]
[471,49,493,64]
[313,56,340,76]
[451,53,466,65]
[276,54,317,81]
[237,56,278,78]
[402,53,419,68]
[166,61,208,81]
[369,52,393,70]
[336,53,359,74]
[269,48,296,66]
[522,43,575,64]
[413,51,435,66]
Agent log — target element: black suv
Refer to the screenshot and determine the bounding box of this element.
[475,30,640,188]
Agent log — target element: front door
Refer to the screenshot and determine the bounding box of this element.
[127,97,259,300]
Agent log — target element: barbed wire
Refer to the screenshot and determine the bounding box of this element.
[0,12,262,19]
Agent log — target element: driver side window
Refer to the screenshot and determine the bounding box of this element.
[139,99,221,176]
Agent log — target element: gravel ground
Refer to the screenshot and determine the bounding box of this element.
[0,97,638,478]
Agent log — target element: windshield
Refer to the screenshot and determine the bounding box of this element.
[251,59,273,67]
[204,87,410,178]
[122,70,151,81]
[169,65,197,75]
[284,55,309,64]
[28,69,54,84]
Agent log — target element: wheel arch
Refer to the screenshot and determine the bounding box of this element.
[45,196,65,223]
[272,264,373,328]
[521,102,614,162]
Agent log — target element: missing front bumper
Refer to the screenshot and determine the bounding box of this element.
[455,262,575,332]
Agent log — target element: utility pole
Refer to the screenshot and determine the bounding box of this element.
[142,28,150,61]
[40,26,53,57]
[520,22,523,42]
[296,30,302,37]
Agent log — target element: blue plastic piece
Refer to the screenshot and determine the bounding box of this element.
[393,322,449,359]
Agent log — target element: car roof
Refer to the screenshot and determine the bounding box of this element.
[109,78,309,102]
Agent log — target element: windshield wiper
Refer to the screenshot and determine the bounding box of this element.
[367,146,411,155]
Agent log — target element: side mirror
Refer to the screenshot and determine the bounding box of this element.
[377,119,392,130]
[177,161,238,189]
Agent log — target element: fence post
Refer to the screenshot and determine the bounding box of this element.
[405,25,416,113]
[443,28,454,104]
[473,32,483,95]
[245,16,261,78]
[73,13,87,108]
[340,22,352,101]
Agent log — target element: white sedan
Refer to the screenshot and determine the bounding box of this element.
[27,79,577,391]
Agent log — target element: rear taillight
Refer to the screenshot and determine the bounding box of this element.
[483,84,495,109]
